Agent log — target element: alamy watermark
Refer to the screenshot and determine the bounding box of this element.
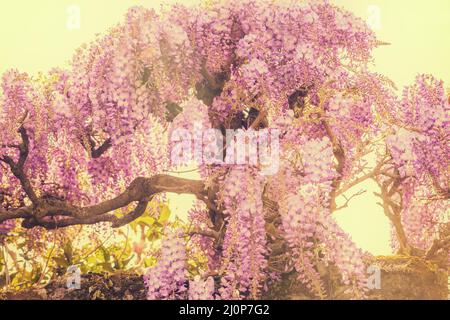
[367,264,381,290]
[66,5,81,30]
[66,265,81,290]
[170,123,280,175]
[367,4,382,30]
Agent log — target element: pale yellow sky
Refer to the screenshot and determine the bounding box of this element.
[1,0,449,88]
[1,0,449,255]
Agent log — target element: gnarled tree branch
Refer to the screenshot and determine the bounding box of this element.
[373,173,417,256]
[81,133,112,159]
[0,126,38,204]
[322,120,346,211]
[91,138,112,158]
[0,128,220,232]
[0,175,213,230]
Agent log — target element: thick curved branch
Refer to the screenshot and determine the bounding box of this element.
[189,227,220,241]
[373,174,414,255]
[0,126,38,204]
[0,206,32,222]
[0,127,221,238]
[322,120,345,211]
[91,138,112,158]
[1,175,214,230]
[334,189,366,211]
[21,197,151,230]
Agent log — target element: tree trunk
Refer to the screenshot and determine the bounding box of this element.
[264,255,448,300]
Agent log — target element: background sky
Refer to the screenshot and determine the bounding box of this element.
[1,0,449,255]
[1,0,449,88]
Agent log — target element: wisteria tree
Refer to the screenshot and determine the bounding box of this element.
[0,0,448,299]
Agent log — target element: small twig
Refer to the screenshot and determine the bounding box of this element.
[80,232,115,261]
[1,245,10,287]
[0,126,38,204]
[249,109,268,130]
[334,189,367,211]
[164,168,200,174]
[189,227,220,241]
[117,226,131,262]
[37,231,58,286]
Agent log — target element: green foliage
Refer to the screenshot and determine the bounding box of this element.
[0,200,186,291]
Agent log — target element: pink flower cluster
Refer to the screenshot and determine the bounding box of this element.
[281,186,368,299]
[144,231,188,300]
[189,276,216,300]
[1,0,448,300]
[0,220,15,235]
[219,168,267,299]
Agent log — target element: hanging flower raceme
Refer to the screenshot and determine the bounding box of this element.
[0,220,15,236]
[189,276,216,300]
[144,230,188,300]
[218,168,268,299]
[280,187,327,298]
[280,184,368,299]
[388,75,449,183]
[2,0,447,301]
[144,230,219,300]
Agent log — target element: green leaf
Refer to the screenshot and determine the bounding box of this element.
[158,205,171,223]
[100,246,110,262]
[146,229,161,241]
[121,255,134,268]
[140,216,155,227]
[129,219,139,231]
[98,262,115,273]
[63,242,73,264]
[130,215,156,231]
[53,256,69,268]
[143,257,156,268]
